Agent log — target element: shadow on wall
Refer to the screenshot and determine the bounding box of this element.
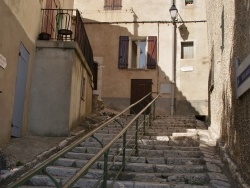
[227,1,250,183]
[157,65,200,116]
[82,16,201,116]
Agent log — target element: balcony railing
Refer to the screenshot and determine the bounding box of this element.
[39,9,94,74]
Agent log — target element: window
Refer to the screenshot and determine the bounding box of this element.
[181,41,194,59]
[185,0,193,5]
[131,39,147,69]
[104,0,122,10]
[118,36,157,69]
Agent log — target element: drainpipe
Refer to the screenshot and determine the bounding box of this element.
[170,0,177,116]
[171,23,176,116]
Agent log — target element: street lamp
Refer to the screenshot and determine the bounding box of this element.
[169,2,178,116]
[169,4,178,22]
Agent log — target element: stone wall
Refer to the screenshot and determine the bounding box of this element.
[206,0,250,184]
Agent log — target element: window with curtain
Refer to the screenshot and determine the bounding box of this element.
[118,36,157,69]
[181,41,194,59]
[104,0,122,10]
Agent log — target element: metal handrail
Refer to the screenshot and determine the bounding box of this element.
[7,92,159,188]
[63,93,161,187]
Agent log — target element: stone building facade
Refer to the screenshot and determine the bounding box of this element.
[206,0,250,184]
[74,0,210,116]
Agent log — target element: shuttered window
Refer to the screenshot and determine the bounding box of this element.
[104,0,122,10]
[118,36,157,69]
[147,36,157,69]
[118,36,129,69]
[181,41,194,59]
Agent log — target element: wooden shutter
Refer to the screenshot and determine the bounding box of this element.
[118,36,129,69]
[104,0,112,10]
[104,0,122,10]
[114,0,122,10]
[42,0,58,35]
[147,36,157,69]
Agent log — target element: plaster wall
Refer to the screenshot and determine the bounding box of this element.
[29,41,93,136]
[0,1,36,145]
[3,0,43,43]
[74,0,209,115]
[206,0,250,183]
[69,50,93,130]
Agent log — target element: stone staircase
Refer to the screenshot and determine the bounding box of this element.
[20,116,232,188]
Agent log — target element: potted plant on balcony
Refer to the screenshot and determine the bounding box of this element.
[38,32,51,40]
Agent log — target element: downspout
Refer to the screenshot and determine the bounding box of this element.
[170,0,177,116]
[157,23,160,94]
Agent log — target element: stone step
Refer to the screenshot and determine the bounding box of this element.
[65,152,204,165]
[80,141,200,151]
[146,128,198,133]
[45,163,207,184]
[84,136,200,147]
[142,133,198,140]
[55,156,204,168]
[140,138,200,147]
[71,146,202,158]
[46,162,205,178]
[26,175,209,188]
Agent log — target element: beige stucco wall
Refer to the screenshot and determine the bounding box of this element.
[206,0,250,184]
[69,47,93,130]
[3,0,43,43]
[29,41,93,136]
[0,1,37,145]
[74,0,209,115]
[0,0,78,145]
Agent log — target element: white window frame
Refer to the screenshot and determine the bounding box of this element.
[128,37,147,69]
[181,41,195,59]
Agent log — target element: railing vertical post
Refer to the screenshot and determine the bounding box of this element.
[149,105,152,127]
[143,111,146,135]
[122,131,126,172]
[102,149,109,188]
[135,119,139,156]
[153,101,156,120]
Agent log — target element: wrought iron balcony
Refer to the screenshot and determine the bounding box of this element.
[39,9,94,74]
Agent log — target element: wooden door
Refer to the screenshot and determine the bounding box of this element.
[130,79,152,114]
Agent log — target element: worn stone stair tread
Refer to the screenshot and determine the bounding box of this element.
[55,155,204,168]
[47,162,205,177]
[84,137,200,147]
[80,141,200,151]
[139,139,200,146]
[25,171,208,187]
[70,146,202,158]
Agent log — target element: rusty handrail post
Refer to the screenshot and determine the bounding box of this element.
[102,149,109,188]
[122,131,127,172]
[135,119,139,156]
[143,111,146,135]
[153,100,156,120]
